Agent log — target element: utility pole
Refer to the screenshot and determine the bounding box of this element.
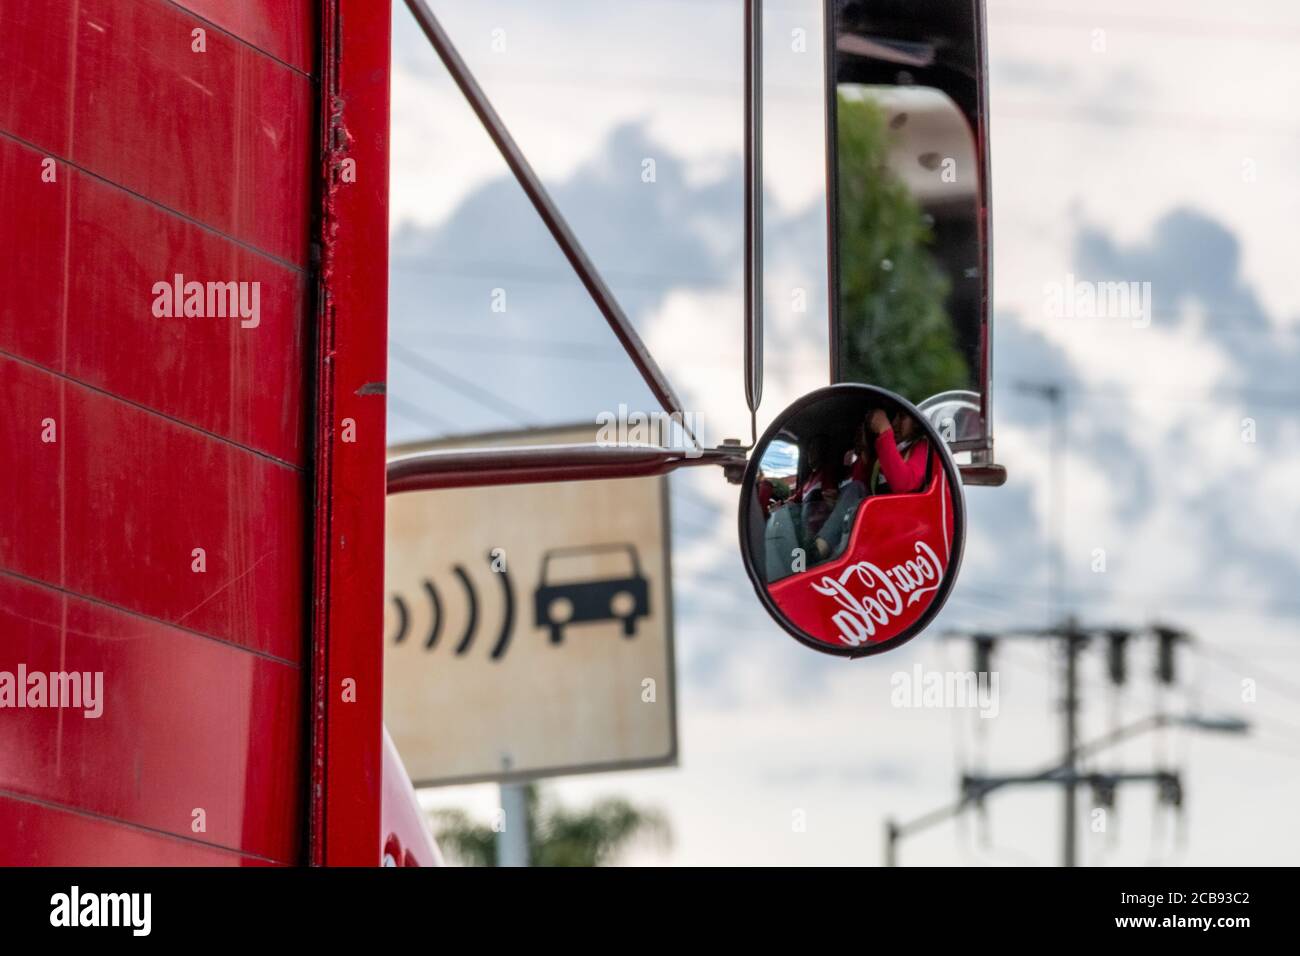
[884,821,899,868]
[967,623,1168,868]
[885,623,1250,866]
[1062,621,1082,867]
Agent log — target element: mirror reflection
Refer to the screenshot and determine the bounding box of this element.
[827,0,989,449]
[742,385,963,656]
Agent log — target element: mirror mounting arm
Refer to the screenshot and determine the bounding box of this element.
[959,463,1007,487]
[388,443,749,495]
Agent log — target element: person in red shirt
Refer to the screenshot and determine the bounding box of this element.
[866,408,929,495]
[812,408,930,560]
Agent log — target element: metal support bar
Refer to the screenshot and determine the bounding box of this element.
[743,0,763,418]
[964,770,1177,793]
[402,0,691,435]
[388,443,747,495]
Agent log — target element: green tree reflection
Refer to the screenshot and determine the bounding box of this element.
[835,92,967,401]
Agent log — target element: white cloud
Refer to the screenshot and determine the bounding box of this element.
[395,0,1300,866]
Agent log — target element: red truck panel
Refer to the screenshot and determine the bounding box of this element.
[1,0,403,868]
[0,0,330,865]
[0,574,302,861]
[0,357,306,663]
[172,1,318,75]
[0,0,314,267]
[0,795,276,866]
[0,134,310,465]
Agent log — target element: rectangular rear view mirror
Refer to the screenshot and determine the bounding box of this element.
[823,0,994,462]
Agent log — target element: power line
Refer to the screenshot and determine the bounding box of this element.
[1233,737,1300,762]
[993,101,1300,139]
[1010,378,1300,408]
[965,579,1300,620]
[989,4,1300,45]
[387,393,455,434]
[391,257,727,291]
[391,330,627,363]
[401,19,1300,135]
[389,342,536,426]
[1047,308,1300,336]
[396,256,1300,342]
[1189,643,1300,702]
[670,489,722,521]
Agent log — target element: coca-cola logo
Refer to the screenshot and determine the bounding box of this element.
[808,541,946,647]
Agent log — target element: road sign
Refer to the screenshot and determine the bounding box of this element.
[384,425,678,786]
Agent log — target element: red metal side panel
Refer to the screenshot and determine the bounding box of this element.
[0,358,306,662]
[0,0,313,267]
[0,574,301,862]
[0,796,277,867]
[0,0,320,864]
[0,135,310,465]
[172,1,318,75]
[310,0,392,867]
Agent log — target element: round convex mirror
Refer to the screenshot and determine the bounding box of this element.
[738,384,966,657]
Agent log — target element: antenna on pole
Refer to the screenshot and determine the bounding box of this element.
[743,0,764,437]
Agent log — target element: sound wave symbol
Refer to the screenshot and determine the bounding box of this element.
[388,551,516,661]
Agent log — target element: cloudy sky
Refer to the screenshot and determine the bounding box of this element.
[388,0,1300,865]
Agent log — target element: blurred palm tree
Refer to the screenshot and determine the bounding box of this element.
[430,784,671,866]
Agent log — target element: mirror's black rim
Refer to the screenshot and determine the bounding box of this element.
[736,383,967,659]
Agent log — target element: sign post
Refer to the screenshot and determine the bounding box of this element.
[497,782,531,868]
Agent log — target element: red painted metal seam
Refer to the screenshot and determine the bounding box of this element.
[0,571,303,861]
[0,127,308,278]
[308,0,342,872]
[0,566,301,670]
[0,0,315,266]
[164,0,319,78]
[0,343,305,474]
[310,0,392,867]
[0,355,307,663]
[0,794,282,867]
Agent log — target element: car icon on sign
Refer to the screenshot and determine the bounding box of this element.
[535,543,650,645]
